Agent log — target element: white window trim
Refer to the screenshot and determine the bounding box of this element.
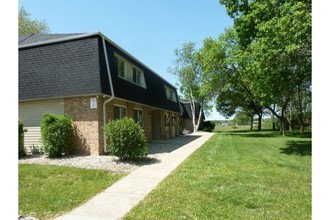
[164,113,170,126]
[115,53,147,89]
[165,85,177,103]
[134,108,144,126]
[114,105,127,119]
[171,114,176,126]
[115,55,126,79]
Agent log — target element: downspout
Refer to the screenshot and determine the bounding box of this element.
[102,37,115,154]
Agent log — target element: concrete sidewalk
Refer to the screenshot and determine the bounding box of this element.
[55,132,214,220]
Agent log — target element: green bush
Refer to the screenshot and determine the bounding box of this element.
[105,117,148,161]
[201,121,216,132]
[19,120,26,158]
[41,113,74,158]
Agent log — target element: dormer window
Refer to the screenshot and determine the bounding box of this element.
[165,85,177,102]
[115,54,146,88]
[133,67,142,85]
[117,56,125,78]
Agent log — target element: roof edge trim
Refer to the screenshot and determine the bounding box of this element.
[18,32,101,49]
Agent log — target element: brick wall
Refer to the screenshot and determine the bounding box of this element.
[106,100,153,142]
[64,96,102,155]
[127,103,134,118]
[65,96,179,156]
[143,106,152,141]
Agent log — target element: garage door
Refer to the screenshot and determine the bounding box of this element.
[19,99,64,149]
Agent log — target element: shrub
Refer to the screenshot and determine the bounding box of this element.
[201,121,216,132]
[41,113,74,158]
[19,120,26,158]
[105,117,148,161]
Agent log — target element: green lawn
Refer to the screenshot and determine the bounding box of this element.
[19,164,125,219]
[124,129,311,220]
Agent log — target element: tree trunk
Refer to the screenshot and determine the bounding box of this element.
[297,87,305,133]
[250,116,253,130]
[299,122,305,133]
[287,103,293,132]
[195,104,203,132]
[280,118,286,136]
[190,102,197,132]
[287,117,293,132]
[188,88,198,133]
[272,114,276,130]
[279,109,286,136]
[257,113,262,131]
[272,104,276,130]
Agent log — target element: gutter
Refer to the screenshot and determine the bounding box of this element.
[102,37,115,154]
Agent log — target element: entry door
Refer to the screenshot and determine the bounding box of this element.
[151,110,160,139]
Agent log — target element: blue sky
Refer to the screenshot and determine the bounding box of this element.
[18,0,233,120]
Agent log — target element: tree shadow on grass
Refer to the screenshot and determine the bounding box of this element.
[217,129,312,139]
[115,157,162,166]
[280,140,312,156]
[217,129,279,138]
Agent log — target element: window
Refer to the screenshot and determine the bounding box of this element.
[164,114,169,126]
[172,115,176,126]
[165,85,177,102]
[114,106,127,120]
[134,109,143,126]
[116,56,126,78]
[133,67,142,85]
[115,54,146,88]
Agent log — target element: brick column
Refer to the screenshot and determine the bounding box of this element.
[143,106,152,141]
[64,96,101,155]
[127,103,134,118]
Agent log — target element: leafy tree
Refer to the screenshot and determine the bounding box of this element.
[199,28,264,130]
[232,111,252,127]
[169,42,211,132]
[19,6,50,35]
[219,0,311,135]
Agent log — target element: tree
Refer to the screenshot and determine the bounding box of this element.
[232,111,252,127]
[19,6,50,35]
[168,42,211,132]
[219,0,311,135]
[199,28,264,130]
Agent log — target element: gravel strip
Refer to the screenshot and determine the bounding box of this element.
[18,135,202,173]
[18,155,142,173]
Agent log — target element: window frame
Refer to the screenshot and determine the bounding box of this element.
[133,108,144,127]
[165,85,177,103]
[164,113,170,127]
[115,53,146,89]
[114,105,127,120]
[171,115,176,127]
[115,55,126,79]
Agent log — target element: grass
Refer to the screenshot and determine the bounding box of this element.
[19,164,125,219]
[124,128,311,220]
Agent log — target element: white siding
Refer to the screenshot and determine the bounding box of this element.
[19,99,64,148]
